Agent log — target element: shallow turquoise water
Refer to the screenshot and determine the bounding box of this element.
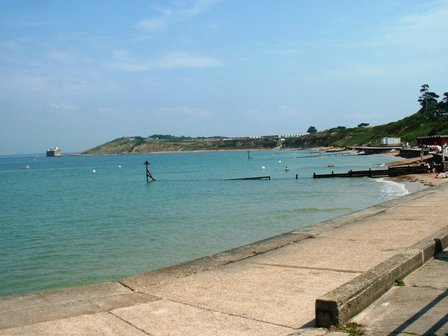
[0,150,407,297]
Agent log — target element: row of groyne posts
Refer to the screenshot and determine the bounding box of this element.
[313,165,429,179]
[313,148,448,178]
[143,148,445,182]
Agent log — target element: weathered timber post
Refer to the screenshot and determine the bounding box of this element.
[144,160,156,182]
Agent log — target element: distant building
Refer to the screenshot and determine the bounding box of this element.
[260,135,280,140]
[381,137,401,146]
[46,147,62,157]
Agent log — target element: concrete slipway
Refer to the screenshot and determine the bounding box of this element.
[1,182,448,335]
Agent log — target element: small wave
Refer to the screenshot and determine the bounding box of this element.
[375,178,409,196]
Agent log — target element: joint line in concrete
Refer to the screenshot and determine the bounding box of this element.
[252,262,364,274]
[108,311,155,336]
[165,298,297,331]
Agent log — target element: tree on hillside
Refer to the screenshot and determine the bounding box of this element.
[357,122,369,128]
[307,126,317,133]
[437,92,448,116]
[418,84,439,115]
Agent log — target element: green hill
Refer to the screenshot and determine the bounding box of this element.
[83,85,448,154]
[82,135,279,155]
[82,110,448,155]
[283,85,448,148]
[283,108,448,149]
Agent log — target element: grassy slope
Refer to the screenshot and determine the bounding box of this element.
[283,109,448,148]
[83,109,448,154]
[82,136,279,155]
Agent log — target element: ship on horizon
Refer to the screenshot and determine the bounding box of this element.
[46,146,62,157]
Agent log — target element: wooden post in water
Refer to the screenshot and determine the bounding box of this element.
[144,160,156,182]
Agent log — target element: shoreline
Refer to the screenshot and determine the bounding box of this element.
[2,182,448,334]
[386,172,448,188]
[384,173,448,196]
[1,156,441,299]
[0,173,442,301]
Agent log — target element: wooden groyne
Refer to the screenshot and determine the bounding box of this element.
[228,176,271,180]
[313,165,429,178]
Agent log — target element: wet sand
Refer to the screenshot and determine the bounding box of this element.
[387,172,448,188]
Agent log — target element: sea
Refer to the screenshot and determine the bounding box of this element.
[0,150,416,298]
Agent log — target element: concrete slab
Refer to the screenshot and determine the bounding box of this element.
[405,250,448,290]
[0,283,130,311]
[0,312,148,336]
[121,231,312,290]
[373,205,442,220]
[140,261,360,328]
[112,299,296,336]
[317,216,446,249]
[353,287,448,336]
[0,283,159,330]
[249,236,402,272]
[352,248,448,335]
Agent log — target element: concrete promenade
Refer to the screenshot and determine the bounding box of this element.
[1,182,448,335]
[353,247,448,335]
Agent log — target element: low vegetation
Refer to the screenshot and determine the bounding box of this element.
[330,322,365,336]
[394,278,405,287]
[284,85,448,148]
[83,135,278,155]
[83,85,448,154]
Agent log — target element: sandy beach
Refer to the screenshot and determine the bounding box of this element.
[388,172,448,187]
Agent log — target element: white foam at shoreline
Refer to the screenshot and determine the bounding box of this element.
[375,178,409,197]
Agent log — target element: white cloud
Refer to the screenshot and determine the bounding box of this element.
[178,0,221,17]
[108,51,222,71]
[137,18,167,32]
[0,41,21,50]
[138,0,220,33]
[45,50,88,64]
[49,103,77,111]
[367,2,448,53]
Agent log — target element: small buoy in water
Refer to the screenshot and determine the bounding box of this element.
[118,165,122,168]
[278,160,282,163]
[91,169,96,174]
[261,165,266,170]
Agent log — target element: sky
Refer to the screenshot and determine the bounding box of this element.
[1,0,447,154]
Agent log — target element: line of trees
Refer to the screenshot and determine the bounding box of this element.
[418,84,448,117]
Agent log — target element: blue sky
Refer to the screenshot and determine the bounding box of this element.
[1,0,447,154]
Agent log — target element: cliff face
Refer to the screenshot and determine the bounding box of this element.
[82,136,279,155]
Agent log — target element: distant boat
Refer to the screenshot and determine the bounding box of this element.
[46,147,62,157]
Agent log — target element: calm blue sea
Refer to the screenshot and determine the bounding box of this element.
[0,150,410,297]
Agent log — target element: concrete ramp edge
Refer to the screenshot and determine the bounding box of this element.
[315,225,448,328]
